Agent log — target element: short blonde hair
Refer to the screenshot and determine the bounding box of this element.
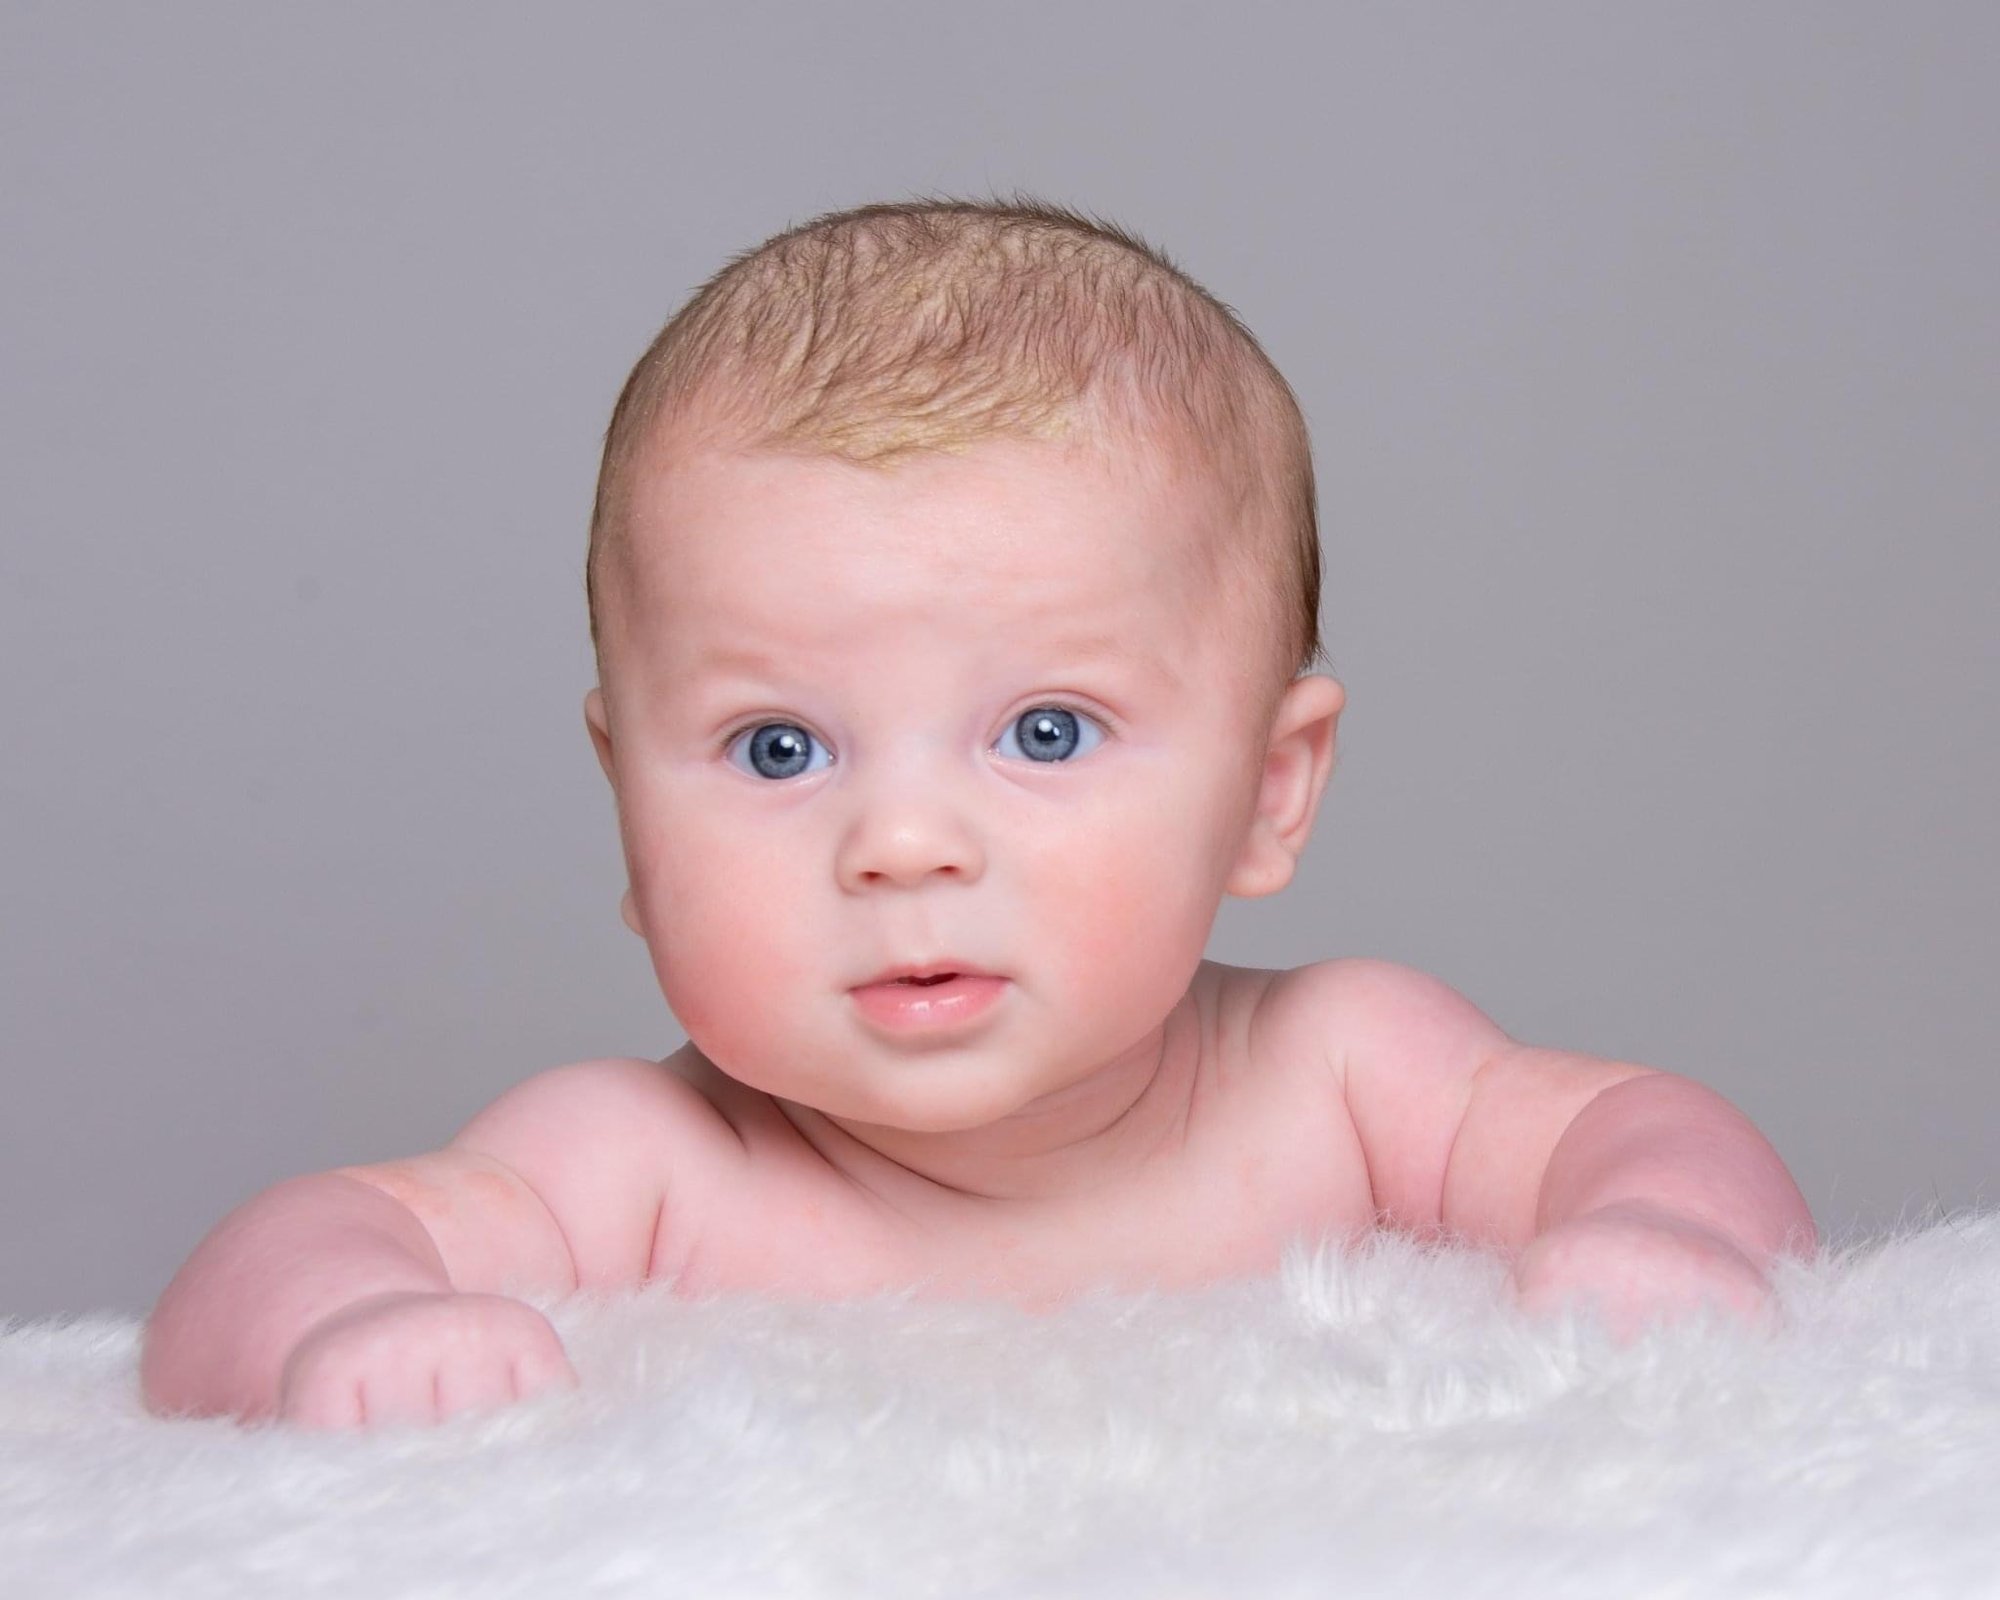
[586,195,1327,698]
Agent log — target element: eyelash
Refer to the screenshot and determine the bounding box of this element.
[718,701,1112,768]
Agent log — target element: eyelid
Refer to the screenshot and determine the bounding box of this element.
[715,710,814,756]
[1005,695,1118,738]
[1010,680,1129,738]
[715,696,1119,758]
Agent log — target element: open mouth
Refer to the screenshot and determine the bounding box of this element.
[894,973,957,986]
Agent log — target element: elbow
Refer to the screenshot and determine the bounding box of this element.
[1544,1071,1820,1266]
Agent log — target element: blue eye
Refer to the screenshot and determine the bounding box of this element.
[997,706,1104,765]
[726,705,1106,781]
[726,722,830,781]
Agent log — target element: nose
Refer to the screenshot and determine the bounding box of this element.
[834,768,986,891]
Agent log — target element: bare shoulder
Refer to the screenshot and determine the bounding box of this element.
[1250,957,1511,1095]
[446,1052,745,1290]
[1248,958,1520,1234]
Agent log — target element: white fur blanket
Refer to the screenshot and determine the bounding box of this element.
[5,1215,1997,1598]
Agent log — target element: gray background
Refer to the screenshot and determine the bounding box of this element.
[3,4,1993,1320]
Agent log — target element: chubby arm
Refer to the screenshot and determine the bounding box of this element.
[1517,1067,1817,1261]
[337,1054,707,1294]
[142,1056,707,1426]
[1322,959,1816,1335]
[1498,1066,1817,1338]
[141,1169,462,1422]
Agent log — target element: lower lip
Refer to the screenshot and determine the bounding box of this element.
[850,975,1008,1032]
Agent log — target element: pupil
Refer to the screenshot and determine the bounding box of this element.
[1019,707,1078,762]
[750,724,811,779]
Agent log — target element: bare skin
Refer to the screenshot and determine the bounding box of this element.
[139,432,1815,1432]
[646,959,1377,1311]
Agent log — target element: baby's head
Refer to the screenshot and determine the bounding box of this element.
[586,197,1325,709]
[581,197,1345,1140]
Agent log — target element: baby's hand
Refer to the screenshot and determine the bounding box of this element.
[277,1290,578,1430]
[1510,1200,1780,1344]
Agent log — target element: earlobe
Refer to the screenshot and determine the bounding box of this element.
[620,888,645,938]
[1225,674,1345,899]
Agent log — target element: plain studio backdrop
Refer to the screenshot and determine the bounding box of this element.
[2,5,1994,1320]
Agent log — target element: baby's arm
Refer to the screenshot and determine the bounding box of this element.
[141,1056,693,1428]
[1316,960,1817,1339]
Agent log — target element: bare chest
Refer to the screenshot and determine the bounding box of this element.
[660,981,1377,1309]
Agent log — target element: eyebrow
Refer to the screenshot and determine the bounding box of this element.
[691,642,788,677]
[1034,634,1186,688]
[1052,634,1133,663]
[693,634,1159,677]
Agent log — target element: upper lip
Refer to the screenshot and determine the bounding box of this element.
[854,960,999,987]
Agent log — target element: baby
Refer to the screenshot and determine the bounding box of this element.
[141,197,1817,1431]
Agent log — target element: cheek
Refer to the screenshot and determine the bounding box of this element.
[1026,783,1220,993]
[630,804,819,1056]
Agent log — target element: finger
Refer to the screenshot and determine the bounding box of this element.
[286,1375,366,1432]
[511,1335,579,1398]
[435,1342,529,1421]
[359,1365,444,1429]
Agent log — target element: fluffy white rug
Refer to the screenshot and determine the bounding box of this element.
[5,1213,1998,1598]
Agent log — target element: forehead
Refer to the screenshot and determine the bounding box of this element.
[621,437,1227,670]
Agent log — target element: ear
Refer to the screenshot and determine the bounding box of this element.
[1225,674,1345,899]
[584,687,646,939]
[585,686,616,786]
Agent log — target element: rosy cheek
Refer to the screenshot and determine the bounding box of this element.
[1034,806,1200,978]
[639,812,797,1045]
